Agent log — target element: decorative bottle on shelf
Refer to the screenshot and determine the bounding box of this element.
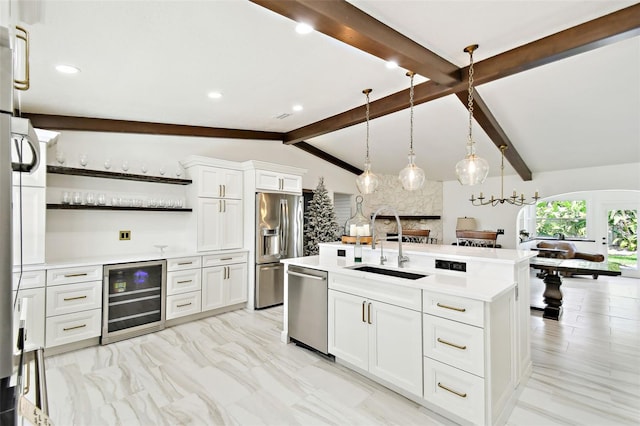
[344,195,371,237]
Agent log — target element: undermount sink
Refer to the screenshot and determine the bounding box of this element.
[349,265,427,280]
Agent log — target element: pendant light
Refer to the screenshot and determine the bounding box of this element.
[399,71,425,191]
[355,88,380,194]
[455,44,489,186]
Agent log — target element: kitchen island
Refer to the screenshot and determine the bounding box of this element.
[282,242,536,425]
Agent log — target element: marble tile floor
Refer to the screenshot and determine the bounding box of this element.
[45,272,640,425]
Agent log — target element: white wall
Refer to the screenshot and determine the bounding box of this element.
[45,131,357,261]
[443,162,640,249]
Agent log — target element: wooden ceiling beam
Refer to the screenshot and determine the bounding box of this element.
[23,113,284,140]
[279,2,640,165]
[456,92,532,181]
[250,0,461,86]
[295,142,363,175]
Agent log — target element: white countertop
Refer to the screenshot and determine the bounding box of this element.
[282,254,519,302]
[13,249,248,272]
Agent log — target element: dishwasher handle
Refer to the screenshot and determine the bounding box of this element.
[287,270,326,281]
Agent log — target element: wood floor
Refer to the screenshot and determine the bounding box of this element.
[44,272,640,425]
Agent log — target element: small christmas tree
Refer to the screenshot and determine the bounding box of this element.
[304,177,340,256]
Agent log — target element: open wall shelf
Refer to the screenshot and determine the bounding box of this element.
[47,203,192,212]
[372,215,441,220]
[47,165,192,185]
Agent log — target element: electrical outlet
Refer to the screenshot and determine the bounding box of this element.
[119,230,131,240]
[497,229,505,235]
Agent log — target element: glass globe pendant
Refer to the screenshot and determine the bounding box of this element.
[456,44,489,186]
[399,71,425,191]
[356,88,379,194]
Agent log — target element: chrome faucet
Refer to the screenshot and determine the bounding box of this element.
[371,206,409,268]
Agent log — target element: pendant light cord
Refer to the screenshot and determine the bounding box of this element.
[409,72,415,155]
[365,89,371,162]
[467,49,475,144]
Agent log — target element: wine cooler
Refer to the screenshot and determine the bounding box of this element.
[102,259,166,344]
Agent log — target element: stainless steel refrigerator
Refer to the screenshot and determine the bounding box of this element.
[2,25,44,424]
[255,192,303,309]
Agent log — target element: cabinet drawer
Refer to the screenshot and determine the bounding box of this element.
[45,309,101,348]
[424,314,485,377]
[47,265,102,286]
[167,269,201,295]
[12,270,45,290]
[166,256,202,272]
[202,251,247,267]
[166,291,201,320]
[46,281,102,317]
[423,358,485,425]
[329,272,422,311]
[423,292,484,327]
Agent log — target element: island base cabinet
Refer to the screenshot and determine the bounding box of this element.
[328,290,368,369]
[424,358,485,425]
[328,289,422,396]
[369,300,422,396]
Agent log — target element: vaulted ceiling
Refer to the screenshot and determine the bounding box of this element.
[16,0,640,182]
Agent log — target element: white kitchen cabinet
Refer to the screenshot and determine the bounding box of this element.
[12,287,45,352]
[202,254,248,311]
[45,309,102,348]
[12,270,45,352]
[44,264,103,349]
[166,256,203,320]
[328,273,423,397]
[422,289,515,425]
[12,185,45,265]
[166,291,201,320]
[255,169,302,193]
[197,198,243,251]
[195,166,242,199]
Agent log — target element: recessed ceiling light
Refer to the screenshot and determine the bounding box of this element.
[292,104,303,112]
[55,64,80,74]
[208,91,223,99]
[295,23,313,34]
[386,61,398,69]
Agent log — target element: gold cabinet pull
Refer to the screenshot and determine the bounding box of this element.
[367,302,372,324]
[63,295,87,302]
[437,337,467,350]
[177,302,192,308]
[362,301,366,323]
[14,26,30,91]
[176,280,192,284]
[436,302,466,312]
[64,272,88,278]
[222,184,226,198]
[63,324,87,332]
[177,261,193,265]
[220,257,233,261]
[437,382,467,398]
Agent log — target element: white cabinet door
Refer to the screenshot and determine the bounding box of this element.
[196,167,242,199]
[201,266,225,311]
[197,198,222,251]
[45,309,101,348]
[226,263,247,305]
[255,170,301,193]
[12,186,45,265]
[328,290,368,370]
[12,288,45,352]
[369,300,423,396]
[220,198,243,250]
[280,174,302,193]
[197,199,243,251]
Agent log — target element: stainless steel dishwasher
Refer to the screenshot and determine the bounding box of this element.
[287,265,329,355]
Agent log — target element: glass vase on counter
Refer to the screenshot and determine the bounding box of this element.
[345,195,371,237]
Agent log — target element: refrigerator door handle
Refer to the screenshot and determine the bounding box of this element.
[280,199,289,256]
